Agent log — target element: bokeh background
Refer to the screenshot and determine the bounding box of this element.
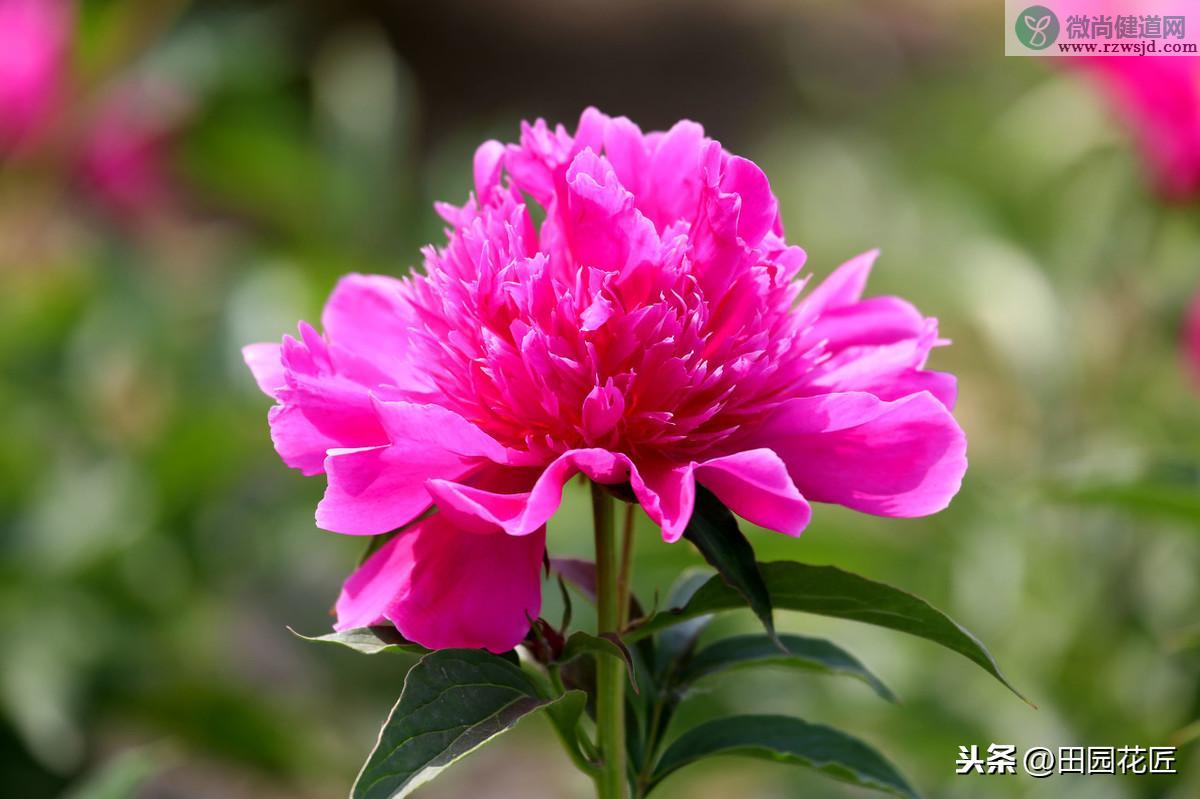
[2,1,1199,797]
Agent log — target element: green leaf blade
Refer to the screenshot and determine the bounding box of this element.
[648,715,917,798]
[290,626,428,656]
[682,487,776,642]
[627,561,1026,703]
[352,649,570,799]
[679,633,897,703]
[559,631,640,694]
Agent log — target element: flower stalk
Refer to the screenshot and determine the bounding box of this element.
[591,482,628,799]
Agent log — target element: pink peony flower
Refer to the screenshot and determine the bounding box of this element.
[244,109,967,653]
[0,0,70,153]
[1076,56,1200,200]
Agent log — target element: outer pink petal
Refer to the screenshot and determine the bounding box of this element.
[335,513,545,653]
[269,325,388,473]
[694,449,812,537]
[426,448,633,536]
[806,296,926,351]
[267,404,345,476]
[745,391,967,518]
[317,445,472,535]
[316,401,506,535]
[371,398,509,462]
[807,324,957,409]
[427,446,810,544]
[796,249,878,323]
[319,274,430,394]
[242,342,284,398]
[630,461,695,543]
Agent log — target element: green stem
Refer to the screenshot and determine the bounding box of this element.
[591,482,628,799]
[616,501,636,625]
[534,664,600,779]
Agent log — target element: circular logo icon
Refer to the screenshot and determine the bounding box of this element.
[1016,5,1059,50]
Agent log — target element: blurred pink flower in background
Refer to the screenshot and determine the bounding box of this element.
[0,0,71,153]
[1183,291,1200,383]
[244,109,967,652]
[77,81,184,218]
[1077,56,1200,200]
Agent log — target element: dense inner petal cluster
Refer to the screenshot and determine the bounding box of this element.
[361,112,836,461]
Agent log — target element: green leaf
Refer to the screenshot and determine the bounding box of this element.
[289,626,427,656]
[681,487,776,642]
[678,633,897,703]
[541,688,593,774]
[627,561,1027,703]
[653,568,715,681]
[352,649,576,799]
[559,631,639,693]
[648,715,917,798]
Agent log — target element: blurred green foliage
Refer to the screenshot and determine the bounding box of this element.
[1,1,1198,797]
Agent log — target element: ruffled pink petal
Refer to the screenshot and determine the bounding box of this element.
[316,401,508,535]
[695,449,811,537]
[717,155,777,246]
[317,445,472,535]
[270,326,388,473]
[335,513,545,653]
[564,148,659,274]
[745,391,967,518]
[473,139,506,199]
[426,448,634,536]
[372,398,509,462]
[796,249,878,322]
[319,274,430,394]
[267,404,346,477]
[806,296,926,351]
[630,461,696,543]
[642,119,706,231]
[602,115,649,198]
[806,323,957,409]
[242,342,284,398]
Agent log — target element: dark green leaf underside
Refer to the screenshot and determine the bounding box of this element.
[682,487,776,641]
[649,714,917,798]
[559,631,639,693]
[680,633,897,703]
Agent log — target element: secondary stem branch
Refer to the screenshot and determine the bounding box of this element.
[616,501,636,625]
